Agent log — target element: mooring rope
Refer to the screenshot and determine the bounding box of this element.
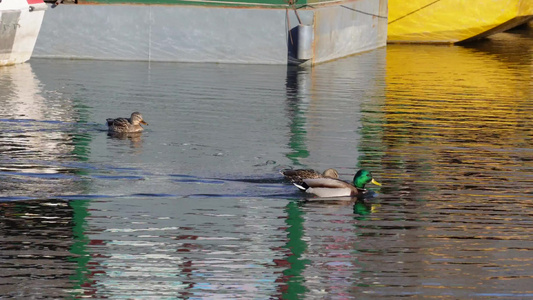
[388,0,443,24]
[285,0,303,47]
[167,0,290,7]
[340,5,388,19]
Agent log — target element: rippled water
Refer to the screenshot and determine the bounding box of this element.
[1,29,532,299]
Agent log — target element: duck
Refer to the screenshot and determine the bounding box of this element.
[106,112,148,133]
[280,168,339,183]
[293,169,381,198]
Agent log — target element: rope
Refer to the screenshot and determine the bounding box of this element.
[167,0,292,7]
[286,8,294,45]
[284,0,302,24]
[388,0,442,24]
[285,0,302,47]
[340,5,388,19]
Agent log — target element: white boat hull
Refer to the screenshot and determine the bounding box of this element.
[0,0,46,66]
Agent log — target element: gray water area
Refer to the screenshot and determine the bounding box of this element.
[1,29,532,299]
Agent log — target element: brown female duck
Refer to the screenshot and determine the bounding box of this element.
[106,112,148,133]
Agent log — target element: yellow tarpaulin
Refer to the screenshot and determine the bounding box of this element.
[388,0,533,43]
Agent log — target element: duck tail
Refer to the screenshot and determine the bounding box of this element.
[293,182,309,191]
[279,168,294,175]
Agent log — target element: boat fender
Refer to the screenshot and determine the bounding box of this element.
[296,24,314,60]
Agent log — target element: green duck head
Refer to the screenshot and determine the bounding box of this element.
[353,169,381,189]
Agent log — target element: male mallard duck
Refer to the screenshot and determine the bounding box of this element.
[293,169,381,198]
[281,168,339,183]
[106,112,148,133]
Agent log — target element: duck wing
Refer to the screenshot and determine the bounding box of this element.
[295,178,358,198]
[107,117,130,128]
[281,169,320,182]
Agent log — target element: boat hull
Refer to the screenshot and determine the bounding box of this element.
[33,0,387,65]
[0,0,46,66]
[388,0,533,43]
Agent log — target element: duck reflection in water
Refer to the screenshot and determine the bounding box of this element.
[107,131,144,148]
[353,198,376,215]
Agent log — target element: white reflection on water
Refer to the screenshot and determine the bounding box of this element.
[0,64,89,199]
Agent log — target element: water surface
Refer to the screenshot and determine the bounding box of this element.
[1,30,532,299]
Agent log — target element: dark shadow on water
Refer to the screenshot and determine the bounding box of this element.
[0,198,92,298]
[91,174,145,180]
[130,193,177,197]
[172,173,288,185]
[459,30,533,65]
[184,192,300,200]
[171,178,226,184]
[214,176,287,184]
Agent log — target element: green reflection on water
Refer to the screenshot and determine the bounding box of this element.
[353,200,373,217]
[282,201,311,299]
[287,112,310,165]
[67,101,93,296]
[67,200,92,298]
[72,101,92,165]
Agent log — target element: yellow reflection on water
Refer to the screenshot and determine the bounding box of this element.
[381,32,532,196]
